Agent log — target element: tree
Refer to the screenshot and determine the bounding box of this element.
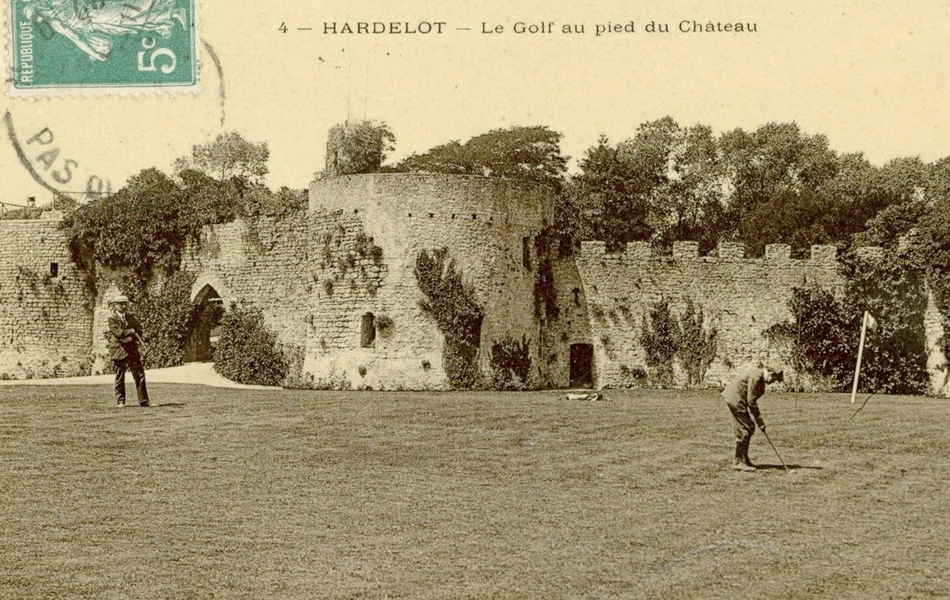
[719,122,839,244]
[177,168,244,230]
[395,125,568,190]
[559,135,652,252]
[325,120,396,175]
[559,118,726,253]
[173,131,269,183]
[851,157,932,249]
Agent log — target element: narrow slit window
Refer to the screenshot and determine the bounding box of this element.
[361,313,376,348]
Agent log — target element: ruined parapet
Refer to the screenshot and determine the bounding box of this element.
[672,241,699,259]
[718,241,746,259]
[625,241,651,260]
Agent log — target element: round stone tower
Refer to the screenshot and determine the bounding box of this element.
[303,172,553,390]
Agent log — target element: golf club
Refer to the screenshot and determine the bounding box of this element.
[848,393,876,423]
[761,428,790,472]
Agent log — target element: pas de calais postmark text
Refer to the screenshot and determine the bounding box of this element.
[9,0,197,94]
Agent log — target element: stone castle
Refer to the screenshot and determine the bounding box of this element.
[2,171,948,394]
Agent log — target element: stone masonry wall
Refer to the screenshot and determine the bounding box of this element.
[306,173,552,389]
[180,212,312,355]
[540,257,593,389]
[574,240,843,389]
[0,217,93,379]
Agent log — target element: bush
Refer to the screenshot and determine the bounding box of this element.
[767,251,929,394]
[213,307,287,386]
[766,286,854,387]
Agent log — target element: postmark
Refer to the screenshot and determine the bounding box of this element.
[8,0,198,95]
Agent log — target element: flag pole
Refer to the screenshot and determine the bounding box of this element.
[850,311,869,404]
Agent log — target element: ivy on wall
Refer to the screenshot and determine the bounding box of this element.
[489,335,532,390]
[533,227,559,321]
[129,270,202,369]
[640,298,678,386]
[639,297,718,387]
[674,298,718,386]
[414,248,483,389]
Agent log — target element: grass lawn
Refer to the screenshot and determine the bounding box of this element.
[1,385,948,599]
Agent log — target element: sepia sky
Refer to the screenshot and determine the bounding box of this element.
[2,0,950,206]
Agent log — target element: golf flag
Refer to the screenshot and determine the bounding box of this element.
[850,311,875,404]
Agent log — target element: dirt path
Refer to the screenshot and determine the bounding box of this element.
[0,362,279,389]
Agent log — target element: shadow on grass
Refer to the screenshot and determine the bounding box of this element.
[756,464,823,470]
[151,402,186,408]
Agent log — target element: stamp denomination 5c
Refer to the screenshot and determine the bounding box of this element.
[8,0,198,95]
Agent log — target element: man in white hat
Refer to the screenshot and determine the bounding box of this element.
[721,361,784,471]
[106,294,150,408]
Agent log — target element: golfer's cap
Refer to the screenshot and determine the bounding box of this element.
[112,295,130,304]
[767,361,784,381]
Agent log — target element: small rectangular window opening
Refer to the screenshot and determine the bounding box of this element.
[49,262,59,278]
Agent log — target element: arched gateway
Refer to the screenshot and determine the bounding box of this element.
[187,284,224,362]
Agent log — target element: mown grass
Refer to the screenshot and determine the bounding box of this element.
[0,385,948,599]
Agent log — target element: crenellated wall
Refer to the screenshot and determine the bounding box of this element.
[572,240,844,388]
[0,216,93,379]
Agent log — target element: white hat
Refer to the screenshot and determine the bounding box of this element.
[112,295,130,304]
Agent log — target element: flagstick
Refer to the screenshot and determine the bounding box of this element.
[850,311,869,404]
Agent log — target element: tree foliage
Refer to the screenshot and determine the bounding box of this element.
[561,118,729,253]
[63,168,190,284]
[325,120,396,175]
[174,131,269,183]
[395,125,568,190]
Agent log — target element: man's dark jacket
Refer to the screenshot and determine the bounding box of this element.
[106,312,144,361]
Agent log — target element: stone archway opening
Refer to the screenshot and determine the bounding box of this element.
[187,284,225,362]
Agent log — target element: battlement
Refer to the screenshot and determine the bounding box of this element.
[579,240,849,264]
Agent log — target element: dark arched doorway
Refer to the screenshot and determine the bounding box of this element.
[569,343,594,388]
[187,285,225,362]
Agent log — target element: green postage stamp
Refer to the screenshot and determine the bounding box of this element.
[8,0,198,94]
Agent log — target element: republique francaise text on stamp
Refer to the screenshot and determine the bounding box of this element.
[8,0,198,95]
